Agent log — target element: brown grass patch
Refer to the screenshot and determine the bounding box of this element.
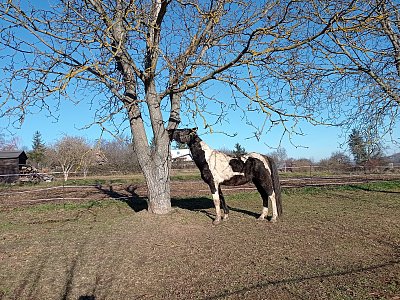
[0,182,399,299]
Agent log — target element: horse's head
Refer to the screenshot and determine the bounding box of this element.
[169,128,198,144]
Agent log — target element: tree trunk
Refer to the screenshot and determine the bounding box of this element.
[138,142,172,214]
[128,106,172,214]
[142,154,172,214]
[63,171,68,182]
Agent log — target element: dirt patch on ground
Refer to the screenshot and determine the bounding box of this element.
[0,181,399,299]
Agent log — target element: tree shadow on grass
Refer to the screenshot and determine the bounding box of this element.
[172,197,260,220]
[95,184,148,213]
[172,197,214,210]
[228,206,260,219]
[96,185,262,219]
[172,197,215,221]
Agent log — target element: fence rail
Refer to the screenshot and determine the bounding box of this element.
[1,165,400,177]
[1,173,400,208]
[1,164,399,182]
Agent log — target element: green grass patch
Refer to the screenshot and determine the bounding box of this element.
[63,174,145,186]
[171,173,201,181]
[282,180,400,195]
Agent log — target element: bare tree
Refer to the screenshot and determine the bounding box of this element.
[79,147,98,178]
[0,1,370,213]
[0,133,20,151]
[97,137,140,174]
[318,151,352,173]
[46,136,92,181]
[283,0,400,137]
[267,147,288,169]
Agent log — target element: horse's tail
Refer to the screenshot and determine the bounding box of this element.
[267,156,282,216]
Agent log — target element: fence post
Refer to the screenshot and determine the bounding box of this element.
[62,180,65,203]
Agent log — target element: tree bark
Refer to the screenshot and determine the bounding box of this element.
[127,101,172,214]
[137,136,172,214]
[142,150,172,214]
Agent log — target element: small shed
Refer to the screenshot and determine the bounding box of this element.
[0,151,28,182]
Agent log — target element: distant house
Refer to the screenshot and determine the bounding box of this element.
[0,151,28,182]
[171,149,192,161]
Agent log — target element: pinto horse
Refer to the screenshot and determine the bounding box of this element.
[170,128,282,225]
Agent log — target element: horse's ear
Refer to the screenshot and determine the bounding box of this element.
[191,127,198,133]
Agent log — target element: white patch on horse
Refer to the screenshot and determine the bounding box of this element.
[200,141,245,184]
[270,191,278,222]
[258,206,268,220]
[212,191,222,224]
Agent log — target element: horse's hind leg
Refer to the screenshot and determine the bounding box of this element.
[269,191,278,222]
[218,186,229,221]
[254,179,278,222]
[253,180,270,220]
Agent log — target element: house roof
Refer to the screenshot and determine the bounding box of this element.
[0,151,28,160]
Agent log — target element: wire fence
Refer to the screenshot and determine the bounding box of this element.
[0,163,399,183]
[1,164,399,207]
[1,173,399,208]
[279,164,400,176]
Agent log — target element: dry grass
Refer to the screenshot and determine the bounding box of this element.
[0,182,399,299]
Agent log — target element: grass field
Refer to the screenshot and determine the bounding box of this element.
[0,181,399,299]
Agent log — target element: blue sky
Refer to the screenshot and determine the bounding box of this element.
[1,94,398,161]
[1,1,399,160]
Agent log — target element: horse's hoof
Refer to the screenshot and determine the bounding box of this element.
[257,216,265,221]
[212,218,221,225]
[269,218,277,223]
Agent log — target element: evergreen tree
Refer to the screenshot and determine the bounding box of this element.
[233,143,246,156]
[29,131,46,168]
[348,129,383,166]
[173,141,188,150]
[348,129,367,165]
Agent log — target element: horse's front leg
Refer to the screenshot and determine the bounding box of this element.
[211,190,222,225]
[218,186,229,221]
